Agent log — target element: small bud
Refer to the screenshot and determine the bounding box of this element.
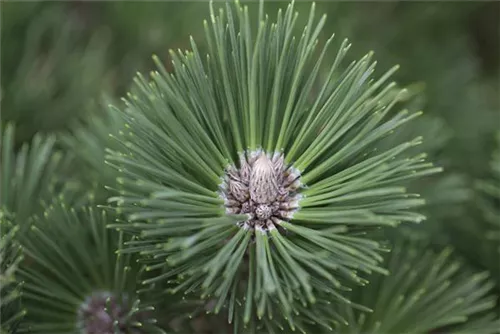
[221,151,302,232]
[250,153,279,204]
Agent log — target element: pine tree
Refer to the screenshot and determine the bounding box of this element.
[1,1,499,333]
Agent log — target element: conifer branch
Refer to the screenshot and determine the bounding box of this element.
[0,216,25,333]
[335,234,500,334]
[0,123,81,228]
[17,202,165,333]
[104,1,440,330]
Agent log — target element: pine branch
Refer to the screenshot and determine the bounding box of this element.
[104,1,440,330]
[17,202,165,333]
[335,232,500,334]
[0,123,84,227]
[376,109,471,218]
[1,123,56,223]
[59,95,124,204]
[374,111,473,244]
[0,215,25,333]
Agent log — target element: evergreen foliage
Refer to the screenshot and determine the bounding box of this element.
[105,2,441,330]
[336,232,500,334]
[0,124,77,227]
[0,1,499,333]
[17,202,164,333]
[0,216,24,333]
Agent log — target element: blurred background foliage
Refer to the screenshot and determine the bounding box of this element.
[1,0,499,326]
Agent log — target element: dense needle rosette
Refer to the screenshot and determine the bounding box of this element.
[106,1,440,330]
[17,203,163,333]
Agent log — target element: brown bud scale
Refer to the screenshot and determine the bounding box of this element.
[220,151,302,231]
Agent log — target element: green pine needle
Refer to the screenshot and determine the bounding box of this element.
[335,235,500,334]
[17,202,165,333]
[59,95,124,203]
[0,215,25,333]
[0,123,87,228]
[1,123,60,225]
[105,0,440,328]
